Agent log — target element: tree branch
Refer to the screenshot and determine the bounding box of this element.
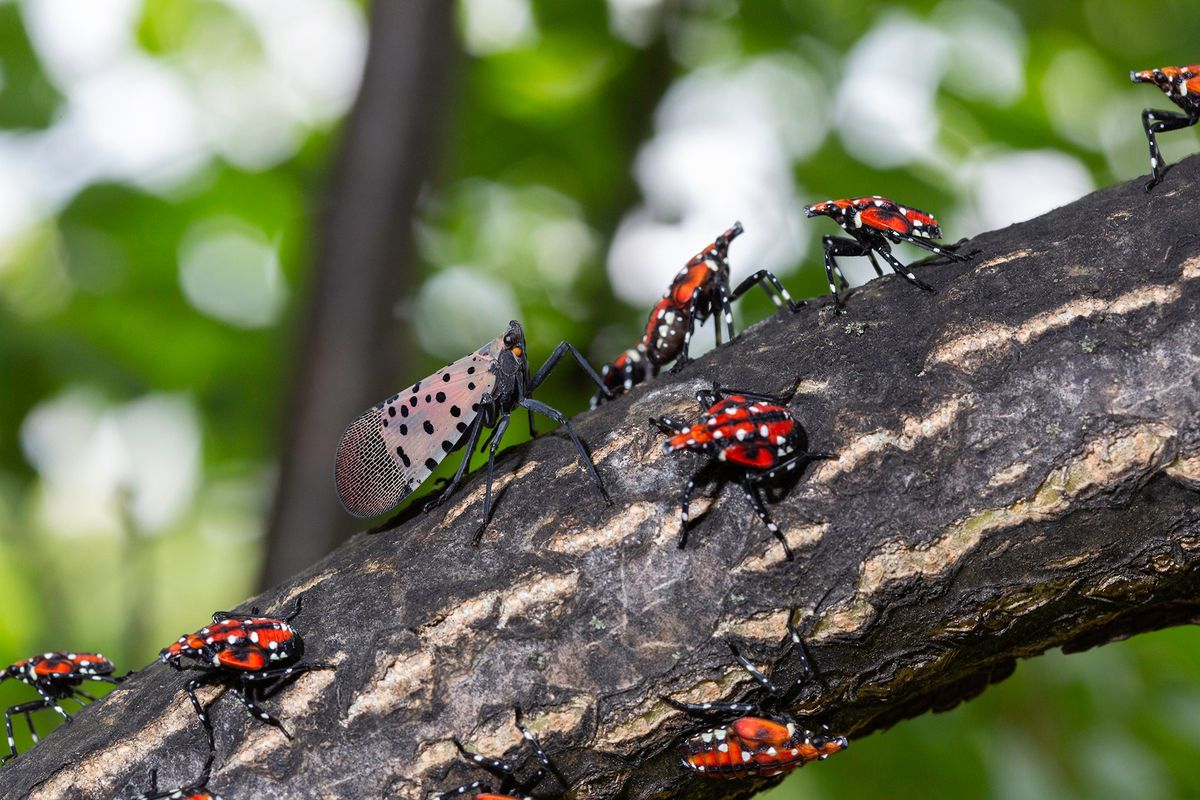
[4,158,1200,800]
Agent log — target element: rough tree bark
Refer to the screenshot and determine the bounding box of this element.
[4,159,1200,800]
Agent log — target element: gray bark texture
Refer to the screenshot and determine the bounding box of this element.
[3,158,1200,800]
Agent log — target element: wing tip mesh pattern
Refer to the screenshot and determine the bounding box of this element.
[335,409,410,518]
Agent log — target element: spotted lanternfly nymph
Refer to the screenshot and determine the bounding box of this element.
[131,754,223,800]
[651,384,832,561]
[1131,65,1200,190]
[804,196,970,309]
[591,344,655,408]
[1,651,126,764]
[639,222,801,375]
[434,707,568,800]
[158,594,332,749]
[663,617,848,780]
[336,320,611,541]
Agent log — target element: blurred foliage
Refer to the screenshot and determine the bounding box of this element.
[0,0,1197,794]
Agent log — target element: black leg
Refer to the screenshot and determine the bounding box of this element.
[677,461,719,549]
[71,688,98,703]
[476,413,512,544]
[519,398,608,503]
[185,671,222,749]
[651,415,690,439]
[93,672,132,685]
[871,241,936,292]
[783,617,822,698]
[527,341,611,398]
[706,384,792,406]
[4,700,50,763]
[423,415,485,512]
[451,737,517,791]
[695,382,722,409]
[730,269,802,312]
[821,235,866,308]
[663,696,758,718]
[716,269,736,345]
[888,231,971,263]
[30,684,72,725]
[21,708,39,745]
[241,663,335,699]
[866,250,885,277]
[195,753,215,791]
[434,780,492,800]
[255,663,337,691]
[670,292,705,372]
[137,767,161,799]
[229,682,292,739]
[748,450,836,484]
[281,593,304,623]
[1141,108,1198,190]
[514,706,568,790]
[729,642,783,696]
[478,421,502,454]
[740,479,793,560]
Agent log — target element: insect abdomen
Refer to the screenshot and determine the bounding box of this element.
[682,721,847,779]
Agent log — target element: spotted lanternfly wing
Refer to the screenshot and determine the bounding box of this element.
[852,197,942,239]
[336,336,502,517]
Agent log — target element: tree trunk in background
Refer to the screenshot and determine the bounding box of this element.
[4,159,1200,799]
[260,0,458,588]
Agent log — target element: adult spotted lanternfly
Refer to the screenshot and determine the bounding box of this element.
[664,617,848,780]
[591,345,655,408]
[1131,65,1200,190]
[131,755,222,800]
[434,707,568,800]
[159,595,332,748]
[651,384,832,560]
[641,222,800,374]
[336,320,611,540]
[2,651,126,764]
[804,196,970,309]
